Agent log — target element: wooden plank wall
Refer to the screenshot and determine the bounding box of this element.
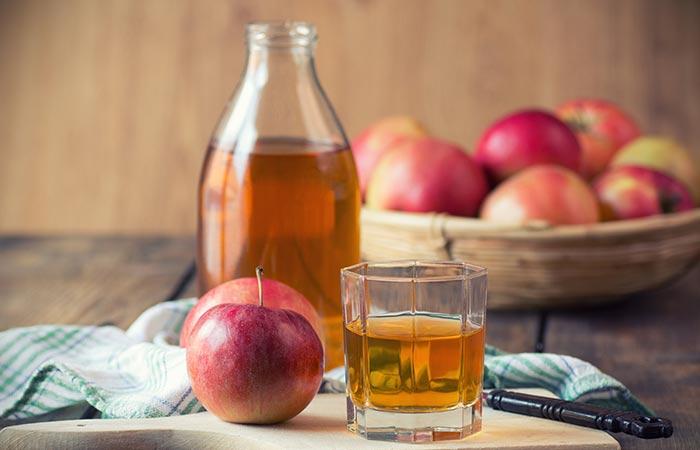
[0,0,698,233]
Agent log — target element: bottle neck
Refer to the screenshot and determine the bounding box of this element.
[213,22,346,151]
[243,20,318,80]
[243,45,316,83]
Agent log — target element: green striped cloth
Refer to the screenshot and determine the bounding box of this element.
[0,299,651,420]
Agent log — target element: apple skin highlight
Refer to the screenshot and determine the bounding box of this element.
[180,277,322,348]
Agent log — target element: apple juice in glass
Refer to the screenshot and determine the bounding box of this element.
[197,22,360,370]
[341,261,487,442]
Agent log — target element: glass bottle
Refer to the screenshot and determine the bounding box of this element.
[197,21,360,370]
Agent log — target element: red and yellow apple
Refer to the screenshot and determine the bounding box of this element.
[366,137,488,217]
[475,110,581,182]
[180,278,321,348]
[611,136,699,204]
[187,303,323,424]
[351,116,428,199]
[480,165,600,225]
[556,99,641,179]
[594,166,694,220]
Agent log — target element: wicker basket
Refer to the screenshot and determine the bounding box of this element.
[360,207,700,309]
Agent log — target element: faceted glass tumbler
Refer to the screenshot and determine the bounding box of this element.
[341,260,487,443]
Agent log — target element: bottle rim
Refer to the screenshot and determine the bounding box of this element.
[246,21,317,48]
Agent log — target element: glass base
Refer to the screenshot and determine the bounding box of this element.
[346,397,482,443]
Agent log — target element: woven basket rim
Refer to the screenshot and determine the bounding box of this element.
[361,207,700,241]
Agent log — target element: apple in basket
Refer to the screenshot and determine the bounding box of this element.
[594,166,694,220]
[556,98,641,179]
[186,267,324,424]
[480,165,600,225]
[366,137,489,217]
[475,110,582,183]
[351,116,428,199]
[180,274,322,348]
[610,136,700,204]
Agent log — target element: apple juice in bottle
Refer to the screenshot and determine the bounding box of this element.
[197,22,360,370]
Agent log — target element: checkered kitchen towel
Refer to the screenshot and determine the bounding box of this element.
[0,299,652,420]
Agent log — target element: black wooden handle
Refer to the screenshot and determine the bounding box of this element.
[485,389,673,439]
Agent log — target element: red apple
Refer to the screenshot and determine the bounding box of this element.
[594,166,694,220]
[611,136,699,203]
[480,165,600,225]
[475,110,582,182]
[180,277,321,348]
[556,99,641,179]
[187,303,323,424]
[351,116,428,199]
[366,137,488,217]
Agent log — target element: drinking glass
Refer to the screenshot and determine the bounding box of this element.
[341,260,487,443]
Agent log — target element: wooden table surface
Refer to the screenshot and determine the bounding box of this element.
[0,235,698,449]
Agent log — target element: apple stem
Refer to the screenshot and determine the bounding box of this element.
[255,265,264,307]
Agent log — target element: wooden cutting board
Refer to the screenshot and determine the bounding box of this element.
[0,389,619,449]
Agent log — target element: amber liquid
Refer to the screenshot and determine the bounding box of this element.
[197,138,361,369]
[345,313,485,412]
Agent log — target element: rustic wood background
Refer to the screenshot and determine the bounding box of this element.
[1,0,698,234]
